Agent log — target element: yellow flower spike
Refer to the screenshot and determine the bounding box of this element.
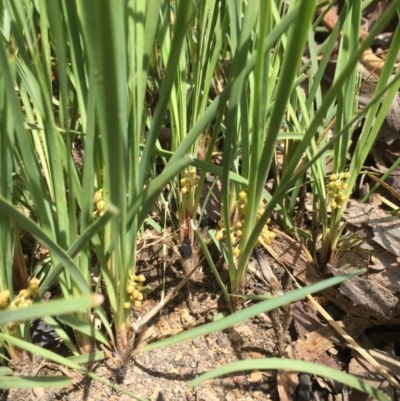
[342,184,348,191]
[134,300,142,307]
[234,221,242,228]
[0,290,10,309]
[215,230,224,240]
[238,191,247,200]
[17,301,26,308]
[97,199,105,212]
[127,284,135,294]
[230,234,236,243]
[261,234,270,245]
[123,302,131,310]
[132,289,139,299]
[180,178,187,186]
[136,292,144,301]
[181,186,188,194]
[331,201,337,209]
[93,189,103,203]
[339,194,347,202]
[29,278,40,289]
[233,247,240,258]
[18,289,28,298]
[136,274,146,282]
[236,230,243,237]
[344,172,351,179]
[329,174,337,181]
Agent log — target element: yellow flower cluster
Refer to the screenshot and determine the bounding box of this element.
[124,272,146,309]
[215,191,276,257]
[180,167,198,194]
[93,189,105,218]
[0,290,9,310]
[327,172,350,210]
[0,278,40,311]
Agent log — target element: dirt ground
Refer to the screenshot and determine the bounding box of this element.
[1,250,286,401]
[3,235,399,401]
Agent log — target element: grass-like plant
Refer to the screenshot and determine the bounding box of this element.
[1,0,399,398]
[0,0,197,355]
[208,0,400,296]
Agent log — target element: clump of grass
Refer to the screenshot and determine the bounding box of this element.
[0,0,399,398]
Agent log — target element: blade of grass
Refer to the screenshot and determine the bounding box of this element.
[189,359,390,401]
[0,334,148,401]
[0,376,72,390]
[138,269,363,353]
[0,294,103,326]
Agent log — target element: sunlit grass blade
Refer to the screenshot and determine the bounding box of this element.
[0,295,103,327]
[0,376,72,390]
[56,315,110,348]
[138,269,363,353]
[189,359,390,401]
[0,334,147,400]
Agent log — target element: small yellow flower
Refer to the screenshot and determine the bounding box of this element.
[29,278,40,289]
[18,289,29,298]
[0,290,10,309]
[238,191,247,200]
[215,230,224,240]
[93,189,103,204]
[97,199,105,212]
[136,274,146,282]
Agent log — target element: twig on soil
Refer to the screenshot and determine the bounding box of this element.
[133,256,205,348]
[285,262,400,389]
[253,247,292,355]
